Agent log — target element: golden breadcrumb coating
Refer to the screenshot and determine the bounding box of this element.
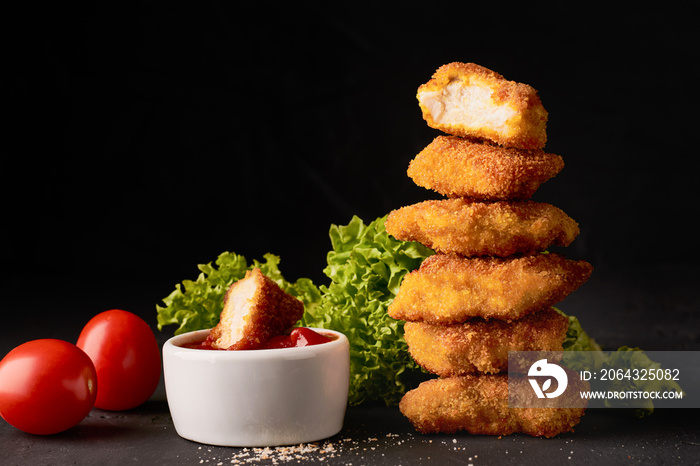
[209,268,304,350]
[388,253,592,323]
[399,374,587,437]
[403,307,569,376]
[417,62,548,150]
[408,135,564,200]
[385,199,579,257]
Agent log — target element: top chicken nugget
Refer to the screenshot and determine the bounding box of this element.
[417,62,548,150]
[209,268,304,350]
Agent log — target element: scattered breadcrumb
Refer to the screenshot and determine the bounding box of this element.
[192,433,483,465]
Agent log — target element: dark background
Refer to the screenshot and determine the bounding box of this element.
[2,3,698,352]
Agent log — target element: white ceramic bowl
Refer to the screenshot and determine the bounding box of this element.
[162,328,349,447]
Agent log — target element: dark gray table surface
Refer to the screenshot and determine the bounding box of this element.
[2,263,699,465]
[1,395,698,465]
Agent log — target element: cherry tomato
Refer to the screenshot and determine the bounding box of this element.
[0,339,98,435]
[77,309,161,411]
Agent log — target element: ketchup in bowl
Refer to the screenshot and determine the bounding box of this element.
[163,327,349,446]
[181,327,336,350]
[264,327,335,349]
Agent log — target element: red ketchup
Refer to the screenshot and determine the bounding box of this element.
[181,327,335,350]
[264,327,334,349]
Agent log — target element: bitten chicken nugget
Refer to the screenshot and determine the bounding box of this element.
[385,199,579,257]
[403,307,569,376]
[388,253,592,323]
[399,374,587,437]
[209,268,304,350]
[408,135,564,200]
[417,62,548,150]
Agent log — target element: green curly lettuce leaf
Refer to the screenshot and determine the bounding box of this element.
[600,347,684,417]
[156,252,321,335]
[559,311,683,417]
[558,308,607,372]
[156,215,434,406]
[300,215,434,406]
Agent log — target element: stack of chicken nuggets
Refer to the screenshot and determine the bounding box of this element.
[385,63,593,438]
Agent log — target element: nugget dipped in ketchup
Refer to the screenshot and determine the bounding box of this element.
[183,268,333,350]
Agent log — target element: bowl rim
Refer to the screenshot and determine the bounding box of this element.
[163,327,348,360]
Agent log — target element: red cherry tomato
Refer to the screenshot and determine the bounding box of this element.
[0,339,98,435]
[77,309,161,411]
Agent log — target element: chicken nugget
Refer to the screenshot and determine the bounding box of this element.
[403,307,569,376]
[385,199,579,257]
[388,253,592,323]
[408,135,564,200]
[209,268,304,350]
[399,374,587,437]
[417,62,548,150]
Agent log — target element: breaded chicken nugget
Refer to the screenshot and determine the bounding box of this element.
[388,253,592,323]
[417,62,548,150]
[403,307,569,376]
[385,199,579,257]
[209,268,304,350]
[408,135,564,200]
[399,374,587,437]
